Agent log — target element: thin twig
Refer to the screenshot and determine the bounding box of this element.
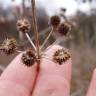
[51,37,61,45]
[51,36,67,45]
[31,62,40,95]
[44,36,67,52]
[31,0,40,58]
[16,50,23,53]
[22,0,25,16]
[25,33,36,51]
[19,27,51,47]
[40,27,53,50]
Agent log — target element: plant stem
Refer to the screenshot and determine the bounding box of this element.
[44,37,66,52]
[31,0,40,58]
[40,27,53,50]
[50,36,67,46]
[16,50,23,53]
[25,33,36,51]
[22,0,25,16]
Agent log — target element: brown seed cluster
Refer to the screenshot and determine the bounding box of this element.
[50,15,71,36]
[50,15,60,27]
[53,48,71,65]
[21,49,36,67]
[16,18,31,33]
[1,38,17,55]
[58,22,71,36]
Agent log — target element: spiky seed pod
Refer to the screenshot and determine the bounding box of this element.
[16,18,31,33]
[57,22,71,36]
[21,49,36,67]
[1,38,17,55]
[50,15,60,27]
[53,48,71,65]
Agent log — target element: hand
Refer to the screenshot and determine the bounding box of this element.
[0,45,95,96]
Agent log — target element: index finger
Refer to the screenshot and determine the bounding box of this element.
[0,53,37,96]
[32,45,72,96]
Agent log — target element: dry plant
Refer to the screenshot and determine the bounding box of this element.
[0,0,72,66]
[0,0,72,93]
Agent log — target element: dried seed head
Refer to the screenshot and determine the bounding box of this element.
[22,49,36,67]
[53,48,71,65]
[50,15,60,27]
[57,22,71,36]
[16,18,31,33]
[1,38,17,55]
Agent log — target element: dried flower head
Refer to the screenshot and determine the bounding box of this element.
[53,48,71,65]
[50,15,60,27]
[57,22,71,36]
[1,38,17,55]
[21,49,36,67]
[16,18,31,33]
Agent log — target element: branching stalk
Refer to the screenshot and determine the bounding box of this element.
[40,27,53,50]
[25,33,36,51]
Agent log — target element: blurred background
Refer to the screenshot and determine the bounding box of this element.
[0,0,96,95]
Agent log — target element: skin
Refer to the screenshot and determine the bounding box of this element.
[0,45,95,96]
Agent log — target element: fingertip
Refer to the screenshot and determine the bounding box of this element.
[43,44,72,82]
[0,53,37,92]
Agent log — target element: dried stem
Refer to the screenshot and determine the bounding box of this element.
[16,50,23,53]
[40,27,53,50]
[44,36,67,52]
[22,0,25,16]
[31,0,40,58]
[25,33,36,51]
[52,37,62,45]
[30,1,40,94]
[0,65,5,72]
